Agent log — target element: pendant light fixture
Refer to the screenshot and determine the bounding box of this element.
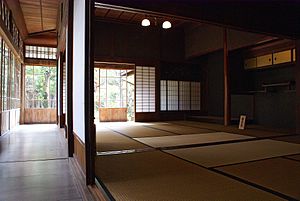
[141,18,150,27]
[162,21,172,29]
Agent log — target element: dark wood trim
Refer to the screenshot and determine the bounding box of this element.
[58,52,64,128]
[0,39,2,133]
[223,28,230,126]
[20,63,25,124]
[296,40,300,134]
[24,58,57,67]
[56,54,59,125]
[66,0,74,157]
[84,0,96,185]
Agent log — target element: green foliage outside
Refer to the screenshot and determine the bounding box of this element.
[25,66,56,108]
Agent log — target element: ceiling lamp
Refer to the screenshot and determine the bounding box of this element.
[141,18,150,27]
[162,21,172,29]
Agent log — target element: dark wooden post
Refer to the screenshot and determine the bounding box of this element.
[58,52,64,128]
[224,28,231,126]
[66,0,74,157]
[296,40,300,134]
[85,0,96,185]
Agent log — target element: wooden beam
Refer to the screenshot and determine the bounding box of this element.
[25,34,57,47]
[5,0,28,39]
[296,40,300,134]
[223,28,230,126]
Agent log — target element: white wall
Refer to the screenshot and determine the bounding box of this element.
[73,0,85,142]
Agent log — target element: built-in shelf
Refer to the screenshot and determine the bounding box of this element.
[244,48,296,70]
[262,81,295,90]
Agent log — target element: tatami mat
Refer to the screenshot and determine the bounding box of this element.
[95,151,282,201]
[96,131,148,152]
[107,126,176,138]
[166,139,300,168]
[286,154,300,162]
[217,158,300,200]
[171,121,291,138]
[134,132,254,148]
[273,135,300,144]
[147,123,214,134]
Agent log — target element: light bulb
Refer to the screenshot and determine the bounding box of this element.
[162,21,171,29]
[141,18,150,27]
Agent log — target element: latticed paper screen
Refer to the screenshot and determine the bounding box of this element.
[167,80,178,111]
[136,66,155,113]
[179,81,190,111]
[191,82,201,110]
[160,80,200,111]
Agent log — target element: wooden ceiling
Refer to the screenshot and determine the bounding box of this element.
[19,0,59,34]
[95,7,194,28]
[96,1,300,39]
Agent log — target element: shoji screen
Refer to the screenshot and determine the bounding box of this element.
[179,81,190,110]
[167,80,178,111]
[191,82,201,110]
[160,80,167,111]
[136,66,155,112]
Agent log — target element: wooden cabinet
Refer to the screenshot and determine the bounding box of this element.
[244,48,295,70]
[244,58,257,69]
[273,50,291,65]
[257,54,272,67]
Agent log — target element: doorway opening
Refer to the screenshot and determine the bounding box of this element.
[24,65,57,123]
[94,62,135,122]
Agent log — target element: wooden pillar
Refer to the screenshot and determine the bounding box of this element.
[84,0,96,185]
[223,28,231,126]
[296,40,300,134]
[66,0,74,157]
[58,52,65,128]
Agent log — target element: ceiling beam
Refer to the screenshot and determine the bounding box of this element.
[95,1,300,39]
[5,0,28,39]
[28,28,56,36]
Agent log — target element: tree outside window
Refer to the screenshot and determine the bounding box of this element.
[25,65,57,109]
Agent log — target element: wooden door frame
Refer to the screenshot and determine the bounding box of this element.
[66,0,74,157]
[85,0,96,185]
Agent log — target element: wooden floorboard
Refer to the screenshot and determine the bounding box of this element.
[0,124,97,201]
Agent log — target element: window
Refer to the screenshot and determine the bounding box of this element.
[2,42,9,110]
[94,68,135,120]
[167,80,178,111]
[0,38,21,111]
[136,66,155,112]
[98,69,129,108]
[25,45,57,59]
[161,80,201,111]
[25,65,57,109]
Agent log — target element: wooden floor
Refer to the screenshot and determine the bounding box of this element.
[96,121,300,201]
[0,124,94,201]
